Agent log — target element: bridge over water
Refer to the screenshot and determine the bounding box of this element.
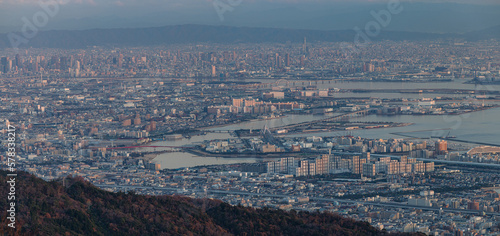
[88,145,195,150]
[271,110,370,131]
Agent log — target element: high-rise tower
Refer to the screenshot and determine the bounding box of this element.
[302,37,307,54]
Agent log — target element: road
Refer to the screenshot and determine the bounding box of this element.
[95,184,500,216]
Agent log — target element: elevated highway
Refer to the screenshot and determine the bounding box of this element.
[95,184,500,216]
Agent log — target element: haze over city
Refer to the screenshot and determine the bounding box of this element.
[1,0,500,34]
[1,0,500,235]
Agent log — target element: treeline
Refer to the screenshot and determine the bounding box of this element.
[0,170,423,236]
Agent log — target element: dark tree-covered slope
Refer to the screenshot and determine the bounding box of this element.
[0,171,423,236]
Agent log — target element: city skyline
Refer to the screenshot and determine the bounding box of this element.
[1,0,500,235]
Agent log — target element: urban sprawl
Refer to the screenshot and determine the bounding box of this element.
[2,40,500,235]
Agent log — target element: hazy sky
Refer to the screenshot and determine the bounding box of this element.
[1,0,499,5]
[1,0,499,33]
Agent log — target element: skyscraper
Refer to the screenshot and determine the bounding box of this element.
[211,65,216,77]
[435,140,447,155]
[467,201,479,210]
[60,57,68,71]
[1,57,8,73]
[351,156,360,174]
[15,54,21,69]
[275,53,279,68]
[315,155,330,175]
[302,37,308,55]
[118,54,124,68]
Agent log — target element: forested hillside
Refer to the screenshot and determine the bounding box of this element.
[0,171,423,236]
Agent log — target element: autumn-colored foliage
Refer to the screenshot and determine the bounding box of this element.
[0,171,422,236]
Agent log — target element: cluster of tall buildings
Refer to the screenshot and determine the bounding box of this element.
[335,136,428,154]
[267,154,434,177]
[0,54,84,76]
[232,98,302,111]
[1,56,13,73]
[1,40,498,80]
[207,98,303,115]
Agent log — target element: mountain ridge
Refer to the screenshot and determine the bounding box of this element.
[0,170,423,236]
[1,24,497,49]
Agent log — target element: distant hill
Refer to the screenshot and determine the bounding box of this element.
[1,2,499,34]
[1,24,489,49]
[464,25,500,41]
[0,170,423,235]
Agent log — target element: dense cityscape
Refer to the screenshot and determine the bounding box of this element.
[1,38,500,235]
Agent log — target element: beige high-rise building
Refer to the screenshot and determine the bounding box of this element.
[435,140,448,155]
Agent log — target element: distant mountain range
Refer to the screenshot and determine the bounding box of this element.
[2,2,499,34]
[0,170,423,235]
[0,24,498,49]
